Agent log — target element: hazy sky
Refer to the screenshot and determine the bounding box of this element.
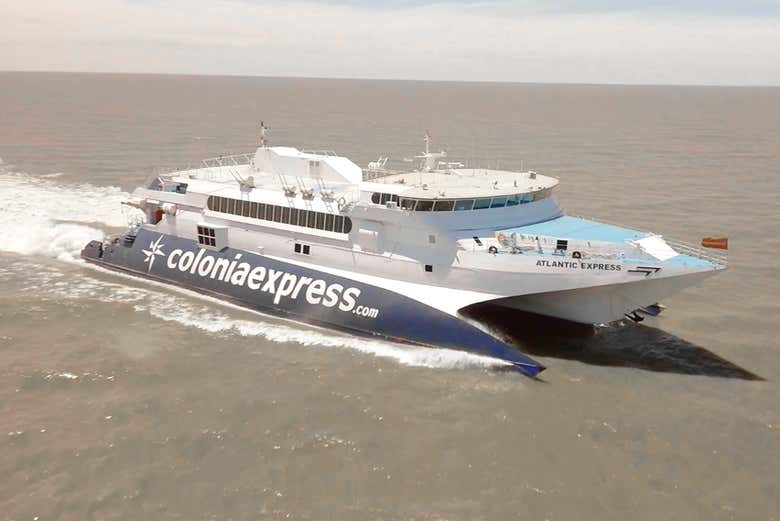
[2,0,779,85]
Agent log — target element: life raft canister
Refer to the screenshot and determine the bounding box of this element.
[701,237,728,250]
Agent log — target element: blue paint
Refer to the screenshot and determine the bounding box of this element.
[83,230,545,378]
[505,215,647,243]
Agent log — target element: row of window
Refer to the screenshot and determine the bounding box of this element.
[207,196,353,234]
[370,189,552,212]
[196,225,217,247]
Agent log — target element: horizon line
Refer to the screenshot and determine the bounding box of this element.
[2,69,779,89]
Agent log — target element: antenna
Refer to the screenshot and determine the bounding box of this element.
[424,130,431,155]
[259,121,269,147]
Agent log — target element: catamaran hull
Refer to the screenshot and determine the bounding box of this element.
[81,229,544,377]
[494,270,719,324]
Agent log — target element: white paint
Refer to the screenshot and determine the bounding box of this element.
[265,254,500,316]
[632,235,679,261]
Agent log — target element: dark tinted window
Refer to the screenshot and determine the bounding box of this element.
[416,200,433,211]
[490,197,507,208]
[400,198,416,210]
[454,199,474,211]
[433,200,454,211]
[474,198,491,210]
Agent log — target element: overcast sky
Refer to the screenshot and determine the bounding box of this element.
[1,0,779,85]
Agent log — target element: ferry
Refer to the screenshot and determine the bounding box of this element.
[81,127,728,377]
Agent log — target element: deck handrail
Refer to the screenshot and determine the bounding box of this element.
[301,149,338,156]
[201,153,254,169]
[569,213,728,267]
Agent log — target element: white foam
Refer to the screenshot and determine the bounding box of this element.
[137,297,508,370]
[0,172,141,260]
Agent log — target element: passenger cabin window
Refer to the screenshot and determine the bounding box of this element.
[206,196,352,234]
[294,243,310,255]
[197,226,217,247]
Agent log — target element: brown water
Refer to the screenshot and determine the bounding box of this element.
[1,71,779,520]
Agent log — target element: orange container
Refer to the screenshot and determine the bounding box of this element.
[701,237,728,250]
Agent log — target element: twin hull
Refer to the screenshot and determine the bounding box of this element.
[82,229,544,377]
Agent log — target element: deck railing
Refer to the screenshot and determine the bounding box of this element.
[570,213,728,267]
[662,237,728,266]
[201,153,254,170]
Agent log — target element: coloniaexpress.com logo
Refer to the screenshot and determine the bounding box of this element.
[140,236,380,319]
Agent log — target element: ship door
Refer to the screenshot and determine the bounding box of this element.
[148,208,164,225]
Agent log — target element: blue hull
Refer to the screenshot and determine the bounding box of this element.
[81,229,544,377]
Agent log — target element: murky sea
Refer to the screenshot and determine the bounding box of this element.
[1,72,779,520]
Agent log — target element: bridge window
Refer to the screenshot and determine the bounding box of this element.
[372,192,401,205]
[474,198,492,210]
[490,196,507,208]
[416,200,434,212]
[454,199,474,211]
[365,190,549,213]
[433,200,454,211]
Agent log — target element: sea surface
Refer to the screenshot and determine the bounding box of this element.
[1,71,779,520]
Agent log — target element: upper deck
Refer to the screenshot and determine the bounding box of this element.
[364,168,557,199]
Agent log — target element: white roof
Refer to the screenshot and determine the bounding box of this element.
[362,168,558,199]
[254,147,362,185]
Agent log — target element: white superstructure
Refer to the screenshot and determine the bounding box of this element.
[87,129,727,376]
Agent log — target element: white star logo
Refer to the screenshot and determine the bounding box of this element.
[142,235,166,272]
